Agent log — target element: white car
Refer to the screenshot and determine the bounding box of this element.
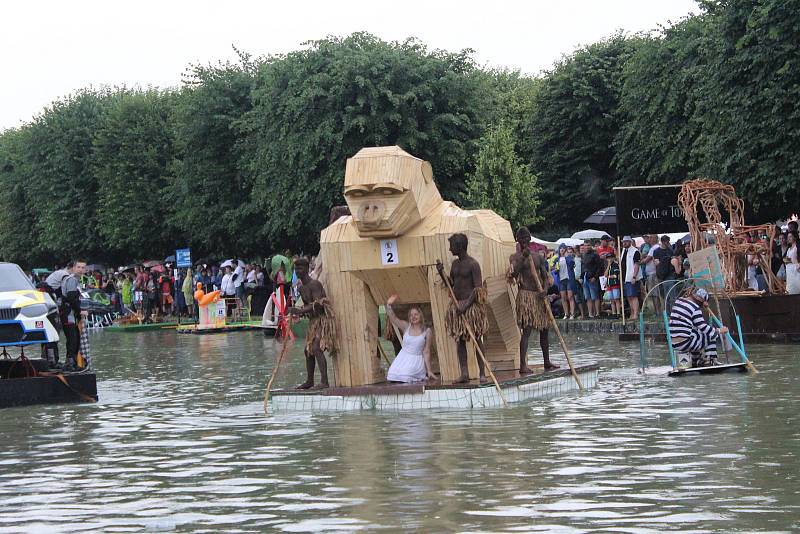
[0,263,59,347]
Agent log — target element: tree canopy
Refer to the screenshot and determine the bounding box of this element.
[2,1,799,267]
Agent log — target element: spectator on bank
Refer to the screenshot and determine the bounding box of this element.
[620,236,642,321]
[603,251,622,318]
[121,272,133,312]
[651,235,674,307]
[596,235,614,257]
[182,268,195,318]
[785,230,799,294]
[580,243,604,319]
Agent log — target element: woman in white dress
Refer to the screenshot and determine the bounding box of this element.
[385,294,436,383]
[785,231,800,295]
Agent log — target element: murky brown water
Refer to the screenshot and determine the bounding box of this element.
[0,329,798,533]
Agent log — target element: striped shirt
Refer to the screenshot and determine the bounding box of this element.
[669,297,717,341]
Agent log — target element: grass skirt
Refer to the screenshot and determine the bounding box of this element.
[445,287,489,340]
[516,288,550,330]
[305,298,338,353]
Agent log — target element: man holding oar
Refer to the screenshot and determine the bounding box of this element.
[508,227,560,373]
[288,258,337,389]
[441,233,489,384]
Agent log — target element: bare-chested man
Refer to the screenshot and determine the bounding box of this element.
[439,233,489,384]
[509,227,560,372]
[289,257,337,389]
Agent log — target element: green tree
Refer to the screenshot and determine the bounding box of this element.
[465,122,541,227]
[171,52,259,256]
[22,90,115,261]
[93,90,178,259]
[613,17,708,186]
[240,33,493,251]
[0,127,43,266]
[695,0,800,218]
[528,34,643,227]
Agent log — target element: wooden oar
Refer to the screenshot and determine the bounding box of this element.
[435,260,508,407]
[706,259,730,363]
[526,253,584,390]
[263,332,293,415]
[377,340,393,367]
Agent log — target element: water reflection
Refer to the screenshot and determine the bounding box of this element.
[0,330,797,532]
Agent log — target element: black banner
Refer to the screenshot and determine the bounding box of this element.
[614,186,687,236]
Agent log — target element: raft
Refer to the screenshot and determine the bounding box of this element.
[176,321,275,335]
[0,359,97,408]
[668,362,749,377]
[268,363,598,412]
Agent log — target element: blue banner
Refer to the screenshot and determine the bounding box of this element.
[176,248,192,268]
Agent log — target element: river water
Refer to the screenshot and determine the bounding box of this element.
[0,330,798,533]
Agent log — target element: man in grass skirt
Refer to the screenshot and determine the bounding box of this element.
[440,233,489,384]
[508,227,560,373]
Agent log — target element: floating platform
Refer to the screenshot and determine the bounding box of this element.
[176,321,275,335]
[0,359,97,408]
[269,363,599,412]
[668,362,749,377]
[105,320,197,333]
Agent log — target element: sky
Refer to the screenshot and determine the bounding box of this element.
[1,0,698,131]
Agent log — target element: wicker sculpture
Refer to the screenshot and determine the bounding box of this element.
[319,146,520,386]
[678,179,783,294]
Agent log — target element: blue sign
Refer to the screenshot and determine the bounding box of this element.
[176,248,192,268]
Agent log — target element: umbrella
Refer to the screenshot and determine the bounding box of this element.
[221,258,245,269]
[570,229,610,240]
[163,254,176,263]
[85,263,106,272]
[556,237,584,247]
[271,254,290,274]
[143,260,162,268]
[121,264,138,272]
[583,206,616,225]
[149,264,165,273]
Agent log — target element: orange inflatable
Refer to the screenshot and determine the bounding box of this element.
[198,290,221,307]
[194,282,205,303]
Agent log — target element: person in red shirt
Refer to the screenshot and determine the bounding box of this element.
[595,235,615,257]
[159,272,174,315]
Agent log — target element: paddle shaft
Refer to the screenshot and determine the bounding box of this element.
[263,333,293,415]
[436,262,508,406]
[706,307,758,373]
[526,253,584,390]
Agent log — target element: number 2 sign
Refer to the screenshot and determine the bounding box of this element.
[380,239,399,266]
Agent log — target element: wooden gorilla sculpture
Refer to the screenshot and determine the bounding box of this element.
[319,146,520,386]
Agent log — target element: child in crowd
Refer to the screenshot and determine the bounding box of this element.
[604,252,621,318]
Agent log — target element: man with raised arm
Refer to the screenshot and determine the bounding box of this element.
[439,233,489,384]
[508,227,560,373]
[288,257,337,389]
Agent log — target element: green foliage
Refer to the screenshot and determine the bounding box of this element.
[171,53,259,256]
[465,122,541,227]
[93,90,179,256]
[694,0,800,218]
[240,33,492,250]
[2,11,800,266]
[529,34,644,227]
[614,17,708,186]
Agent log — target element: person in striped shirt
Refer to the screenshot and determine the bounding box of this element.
[668,288,728,368]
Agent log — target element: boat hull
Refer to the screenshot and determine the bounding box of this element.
[668,362,749,376]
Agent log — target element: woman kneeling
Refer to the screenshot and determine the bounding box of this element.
[385,294,436,383]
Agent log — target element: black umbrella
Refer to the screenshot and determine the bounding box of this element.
[583,206,616,225]
[164,254,176,263]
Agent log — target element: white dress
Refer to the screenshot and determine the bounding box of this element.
[387,328,429,383]
[786,245,800,295]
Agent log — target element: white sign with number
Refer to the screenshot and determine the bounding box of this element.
[380,239,399,266]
